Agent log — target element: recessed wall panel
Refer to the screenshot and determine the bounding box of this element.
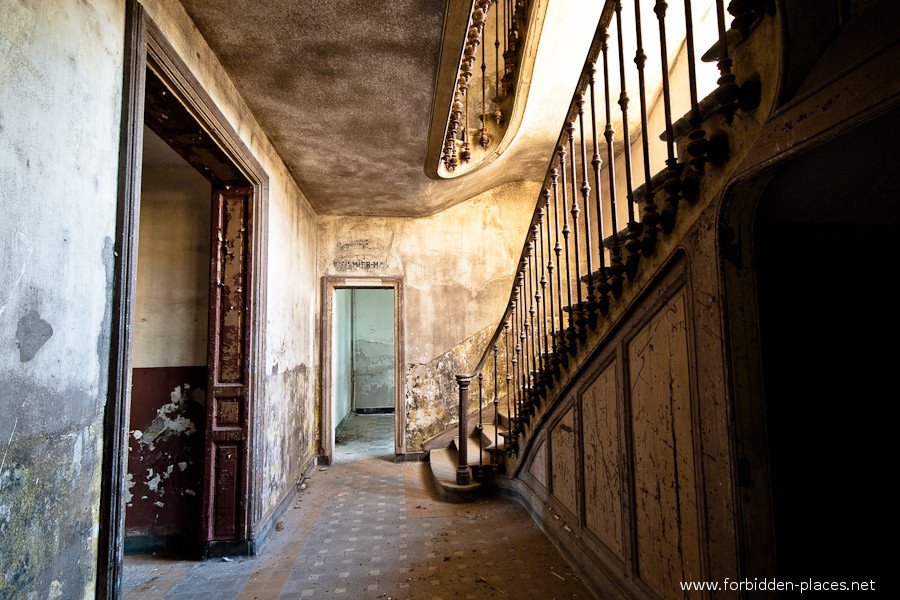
[581,360,624,558]
[628,289,701,597]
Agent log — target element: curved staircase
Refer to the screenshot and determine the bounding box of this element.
[424,404,510,503]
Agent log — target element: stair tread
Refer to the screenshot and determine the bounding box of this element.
[427,447,483,503]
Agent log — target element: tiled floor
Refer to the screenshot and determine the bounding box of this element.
[123,413,591,599]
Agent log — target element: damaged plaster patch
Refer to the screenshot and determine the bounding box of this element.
[132,385,200,452]
[405,324,505,450]
[15,310,53,362]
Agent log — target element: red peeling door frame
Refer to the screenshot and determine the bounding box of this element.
[202,186,253,543]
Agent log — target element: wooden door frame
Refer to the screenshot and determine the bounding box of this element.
[100,2,269,596]
[320,277,406,463]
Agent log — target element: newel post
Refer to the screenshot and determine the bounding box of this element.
[456,374,473,485]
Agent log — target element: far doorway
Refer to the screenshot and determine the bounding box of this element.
[334,289,395,462]
[321,278,404,463]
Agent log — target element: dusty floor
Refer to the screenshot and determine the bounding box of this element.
[122,413,591,599]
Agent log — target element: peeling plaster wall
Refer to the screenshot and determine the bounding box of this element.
[139,0,321,532]
[351,289,394,410]
[0,1,124,597]
[318,181,537,450]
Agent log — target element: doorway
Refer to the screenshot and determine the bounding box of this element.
[123,125,212,555]
[750,108,899,587]
[102,7,269,594]
[333,289,396,462]
[321,278,405,463]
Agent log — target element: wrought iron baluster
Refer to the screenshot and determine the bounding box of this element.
[492,343,499,464]
[588,61,611,313]
[600,24,624,298]
[455,376,472,485]
[714,0,739,121]
[633,0,661,257]
[504,320,513,441]
[614,1,643,279]
[654,0,683,235]
[551,167,568,350]
[682,0,708,200]
[477,372,484,466]
[566,121,584,333]
[543,189,558,361]
[537,206,550,368]
[577,92,598,324]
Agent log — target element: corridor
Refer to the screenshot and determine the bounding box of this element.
[122,414,591,599]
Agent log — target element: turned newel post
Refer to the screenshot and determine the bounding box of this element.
[456,374,474,485]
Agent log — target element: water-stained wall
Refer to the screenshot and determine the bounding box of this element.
[318,181,537,451]
[351,289,394,411]
[0,1,124,596]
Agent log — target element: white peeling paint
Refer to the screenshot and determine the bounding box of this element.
[124,472,134,504]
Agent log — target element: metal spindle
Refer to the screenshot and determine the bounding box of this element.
[683,0,708,183]
[530,225,543,379]
[654,0,683,234]
[504,320,512,438]
[455,376,472,485]
[494,0,500,100]
[543,189,558,358]
[493,344,499,464]
[481,27,489,148]
[714,0,740,122]
[576,93,596,321]
[551,168,568,344]
[565,122,584,336]
[511,301,520,426]
[615,0,642,277]
[633,0,661,255]
[601,23,624,296]
[477,372,483,466]
[587,61,611,313]
[537,208,550,365]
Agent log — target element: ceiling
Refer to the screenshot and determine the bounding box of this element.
[180,0,604,217]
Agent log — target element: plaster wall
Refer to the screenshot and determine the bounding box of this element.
[140,0,321,528]
[0,1,125,597]
[317,181,537,450]
[333,289,353,427]
[133,138,211,369]
[351,288,394,410]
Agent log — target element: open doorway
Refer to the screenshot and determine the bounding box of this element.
[333,288,396,462]
[321,278,405,463]
[749,108,898,588]
[123,125,212,555]
[102,9,270,591]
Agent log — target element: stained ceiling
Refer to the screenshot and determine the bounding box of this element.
[180,0,604,217]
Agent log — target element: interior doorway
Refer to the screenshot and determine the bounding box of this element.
[321,278,405,463]
[123,125,212,555]
[102,8,270,593]
[333,288,396,462]
[751,108,898,587]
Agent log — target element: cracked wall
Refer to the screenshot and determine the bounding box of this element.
[0,0,124,596]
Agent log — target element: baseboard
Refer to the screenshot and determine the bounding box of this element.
[124,533,198,557]
[353,407,394,414]
[202,456,316,559]
[394,451,429,462]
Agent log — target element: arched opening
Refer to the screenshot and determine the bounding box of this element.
[749,107,899,586]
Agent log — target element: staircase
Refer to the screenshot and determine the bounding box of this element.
[424,404,510,502]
